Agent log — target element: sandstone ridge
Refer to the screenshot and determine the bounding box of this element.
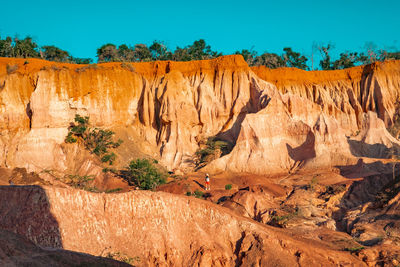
[0,185,364,266]
[1,56,399,175]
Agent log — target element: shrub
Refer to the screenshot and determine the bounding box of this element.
[121,62,135,72]
[269,209,299,228]
[75,64,100,73]
[105,188,122,193]
[186,191,192,196]
[309,176,318,191]
[225,184,232,190]
[125,158,166,190]
[6,64,18,74]
[194,189,204,199]
[195,136,233,168]
[344,246,365,253]
[58,174,99,192]
[65,114,123,165]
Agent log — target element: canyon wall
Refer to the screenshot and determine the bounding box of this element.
[252,61,400,128]
[0,185,365,266]
[0,56,399,175]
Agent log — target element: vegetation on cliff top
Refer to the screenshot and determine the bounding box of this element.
[1,35,399,70]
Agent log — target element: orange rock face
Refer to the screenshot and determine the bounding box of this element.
[0,56,399,175]
[0,185,365,266]
[252,61,400,127]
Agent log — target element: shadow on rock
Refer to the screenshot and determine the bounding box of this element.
[347,139,400,159]
[335,158,394,179]
[0,185,62,249]
[286,131,316,172]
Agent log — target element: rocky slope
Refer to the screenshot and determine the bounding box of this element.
[1,57,400,175]
[1,56,400,266]
[0,228,129,267]
[0,185,364,266]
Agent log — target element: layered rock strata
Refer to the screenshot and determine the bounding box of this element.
[1,57,399,175]
[0,185,364,266]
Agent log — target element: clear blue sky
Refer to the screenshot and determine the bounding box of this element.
[1,0,399,63]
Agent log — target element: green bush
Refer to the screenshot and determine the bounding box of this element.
[225,184,232,190]
[105,188,122,193]
[65,114,122,165]
[57,174,100,192]
[125,158,166,190]
[121,62,135,72]
[344,246,365,253]
[195,136,233,167]
[309,176,318,191]
[194,189,204,199]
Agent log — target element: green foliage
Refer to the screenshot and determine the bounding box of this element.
[14,36,40,58]
[117,44,135,62]
[133,43,152,61]
[150,40,171,60]
[0,36,14,57]
[70,57,93,64]
[319,44,333,70]
[282,47,308,70]
[97,43,119,63]
[332,52,359,69]
[1,34,399,69]
[6,63,18,74]
[235,49,257,65]
[194,189,204,199]
[195,137,232,168]
[121,62,135,72]
[269,209,299,227]
[309,176,318,191]
[103,168,116,174]
[344,246,365,253]
[60,174,95,191]
[225,184,232,190]
[105,188,122,193]
[254,52,286,69]
[186,191,192,196]
[42,45,70,62]
[125,158,166,190]
[106,252,140,265]
[65,114,122,165]
[75,64,100,73]
[101,153,116,165]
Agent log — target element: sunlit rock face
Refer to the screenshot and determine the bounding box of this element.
[0,185,365,266]
[0,57,399,175]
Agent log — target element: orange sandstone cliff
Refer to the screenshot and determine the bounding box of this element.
[0,185,365,266]
[0,56,399,175]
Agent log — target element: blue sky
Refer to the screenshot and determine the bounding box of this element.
[0,0,399,63]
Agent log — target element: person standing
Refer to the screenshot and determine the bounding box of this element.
[205,173,210,191]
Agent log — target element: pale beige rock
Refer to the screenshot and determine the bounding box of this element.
[0,185,365,266]
[0,57,399,176]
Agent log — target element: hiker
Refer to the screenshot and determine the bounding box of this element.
[205,173,210,190]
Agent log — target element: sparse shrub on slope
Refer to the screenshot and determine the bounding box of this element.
[225,184,232,190]
[195,136,233,168]
[6,63,18,74]
[65,114,123,165]
[124,159,166,190]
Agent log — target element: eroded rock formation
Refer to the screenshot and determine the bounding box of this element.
[0,185,365,266]
[1,57,399,175]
